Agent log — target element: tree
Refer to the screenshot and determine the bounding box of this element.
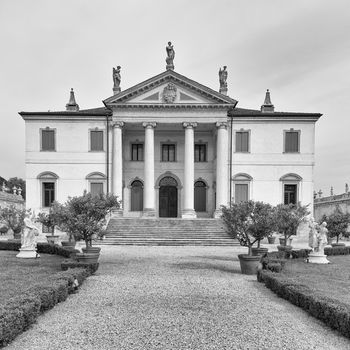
[50,192,120,248]
[322,207,350,243]
[221,201,275,255]
[273,203,310,246]
[6,177,26,200]
[0,205,28,234]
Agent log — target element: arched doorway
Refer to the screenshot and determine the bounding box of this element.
[159,176,178,217]
[130,180,143,211]
[194,180,206,212]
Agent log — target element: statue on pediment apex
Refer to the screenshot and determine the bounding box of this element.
[219,66,228,88]
[166,42,175,70]
[113,66,121,89]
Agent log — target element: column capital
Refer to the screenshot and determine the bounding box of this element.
[111,121,124,129]
[216,121,227,129]
[142,122,157,129]
[183,122,197,129]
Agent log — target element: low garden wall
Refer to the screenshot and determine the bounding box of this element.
[0,241,97,347]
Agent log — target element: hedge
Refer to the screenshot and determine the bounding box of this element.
[257,270,350,339]
[0,241,97,347]
[324,246,350,256]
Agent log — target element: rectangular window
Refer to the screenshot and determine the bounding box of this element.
[162,144,176,162]
[236,131,249,153]
[42,182,55,207]
[41,130,55,151]
[131,144,144,161]
[91,182,104,197]
[90,130,104,151]
[235,184,248,203]
[284,184,297,204]
[285,131,299,153]
[194,144,207,162]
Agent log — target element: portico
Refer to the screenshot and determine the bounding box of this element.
[110,117,231,218]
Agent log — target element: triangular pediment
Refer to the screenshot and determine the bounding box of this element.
[103,70,237,107]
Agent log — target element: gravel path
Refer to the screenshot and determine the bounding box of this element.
[7,246,350,350]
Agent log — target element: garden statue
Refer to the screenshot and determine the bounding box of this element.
[166,41,175,70]
[307,220,329,264]
[16,215,40,259]
[113,66,121,93]
[308,217,319,251]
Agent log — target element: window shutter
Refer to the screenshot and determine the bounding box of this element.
[42,130,55,151]
[91,131,103,151]
[236,132,249,152]
[285,132,299,152]
[91,183,104,197]
[235,184,248,203]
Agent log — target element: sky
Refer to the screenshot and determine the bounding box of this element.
[0,0,349,195]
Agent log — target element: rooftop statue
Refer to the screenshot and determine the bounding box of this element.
[113,66,121,89]
[166,42,175,70]
[219,66,228,88]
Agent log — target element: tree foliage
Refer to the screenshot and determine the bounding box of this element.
[273,203,310,246]
[221,201,275,254]
[322,207,350,243]
[0,205,28,233]
[48,192,120,248]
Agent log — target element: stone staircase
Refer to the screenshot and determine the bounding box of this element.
[101,218,239,246]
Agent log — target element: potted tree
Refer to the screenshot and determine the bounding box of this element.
[0,205,27,240]
[221,201,274,275]
[36,207,60,244]
[274,203,309,256]
[51,192,120,263]
[322,208,350,247]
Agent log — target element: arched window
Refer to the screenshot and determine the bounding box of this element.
[131,180,143,211]
[37,172,59,207]
[232,173,252,204]
[86,172,106,197]
[194,181,207,212]
[280,173,302,205]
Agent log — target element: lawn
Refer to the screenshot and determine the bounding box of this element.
[281,255,350,306]
[0,250,65,305]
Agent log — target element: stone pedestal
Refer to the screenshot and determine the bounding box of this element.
[307,252,329,264]
[16,248,40,259]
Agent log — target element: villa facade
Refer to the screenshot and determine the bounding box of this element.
[20,49,321,218]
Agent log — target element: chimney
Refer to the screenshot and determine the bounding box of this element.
[261,89,274,113]
[66,88,79,111]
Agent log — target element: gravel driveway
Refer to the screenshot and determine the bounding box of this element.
[7,246,350,350]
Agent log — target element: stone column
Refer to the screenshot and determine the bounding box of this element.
[182,122,197,218]
[112,122,124,214]
[214,122,228,218]
[143,122,157,217]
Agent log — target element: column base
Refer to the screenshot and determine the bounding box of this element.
[111,208,123,218]
[142,208,156,217]
[181,209,197,219]
[214,209,223,218]
[16,248,40,259]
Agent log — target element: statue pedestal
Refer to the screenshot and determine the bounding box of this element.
[16,247,40,259]
[307,252,329,264]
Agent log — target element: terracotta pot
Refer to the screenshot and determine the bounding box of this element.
[279,238,286,245]
[76,252,100,263]
[13,229,22,240]
[238,254,261,275]
[61,241,76,248]
[82,247,101,254]
[252,247,268,256]
[327,237,334,245]
[46,235,60,245]
[267,236,276,244]
[331,242,345,247]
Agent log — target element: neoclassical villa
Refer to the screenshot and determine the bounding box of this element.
[20,43,321,218]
